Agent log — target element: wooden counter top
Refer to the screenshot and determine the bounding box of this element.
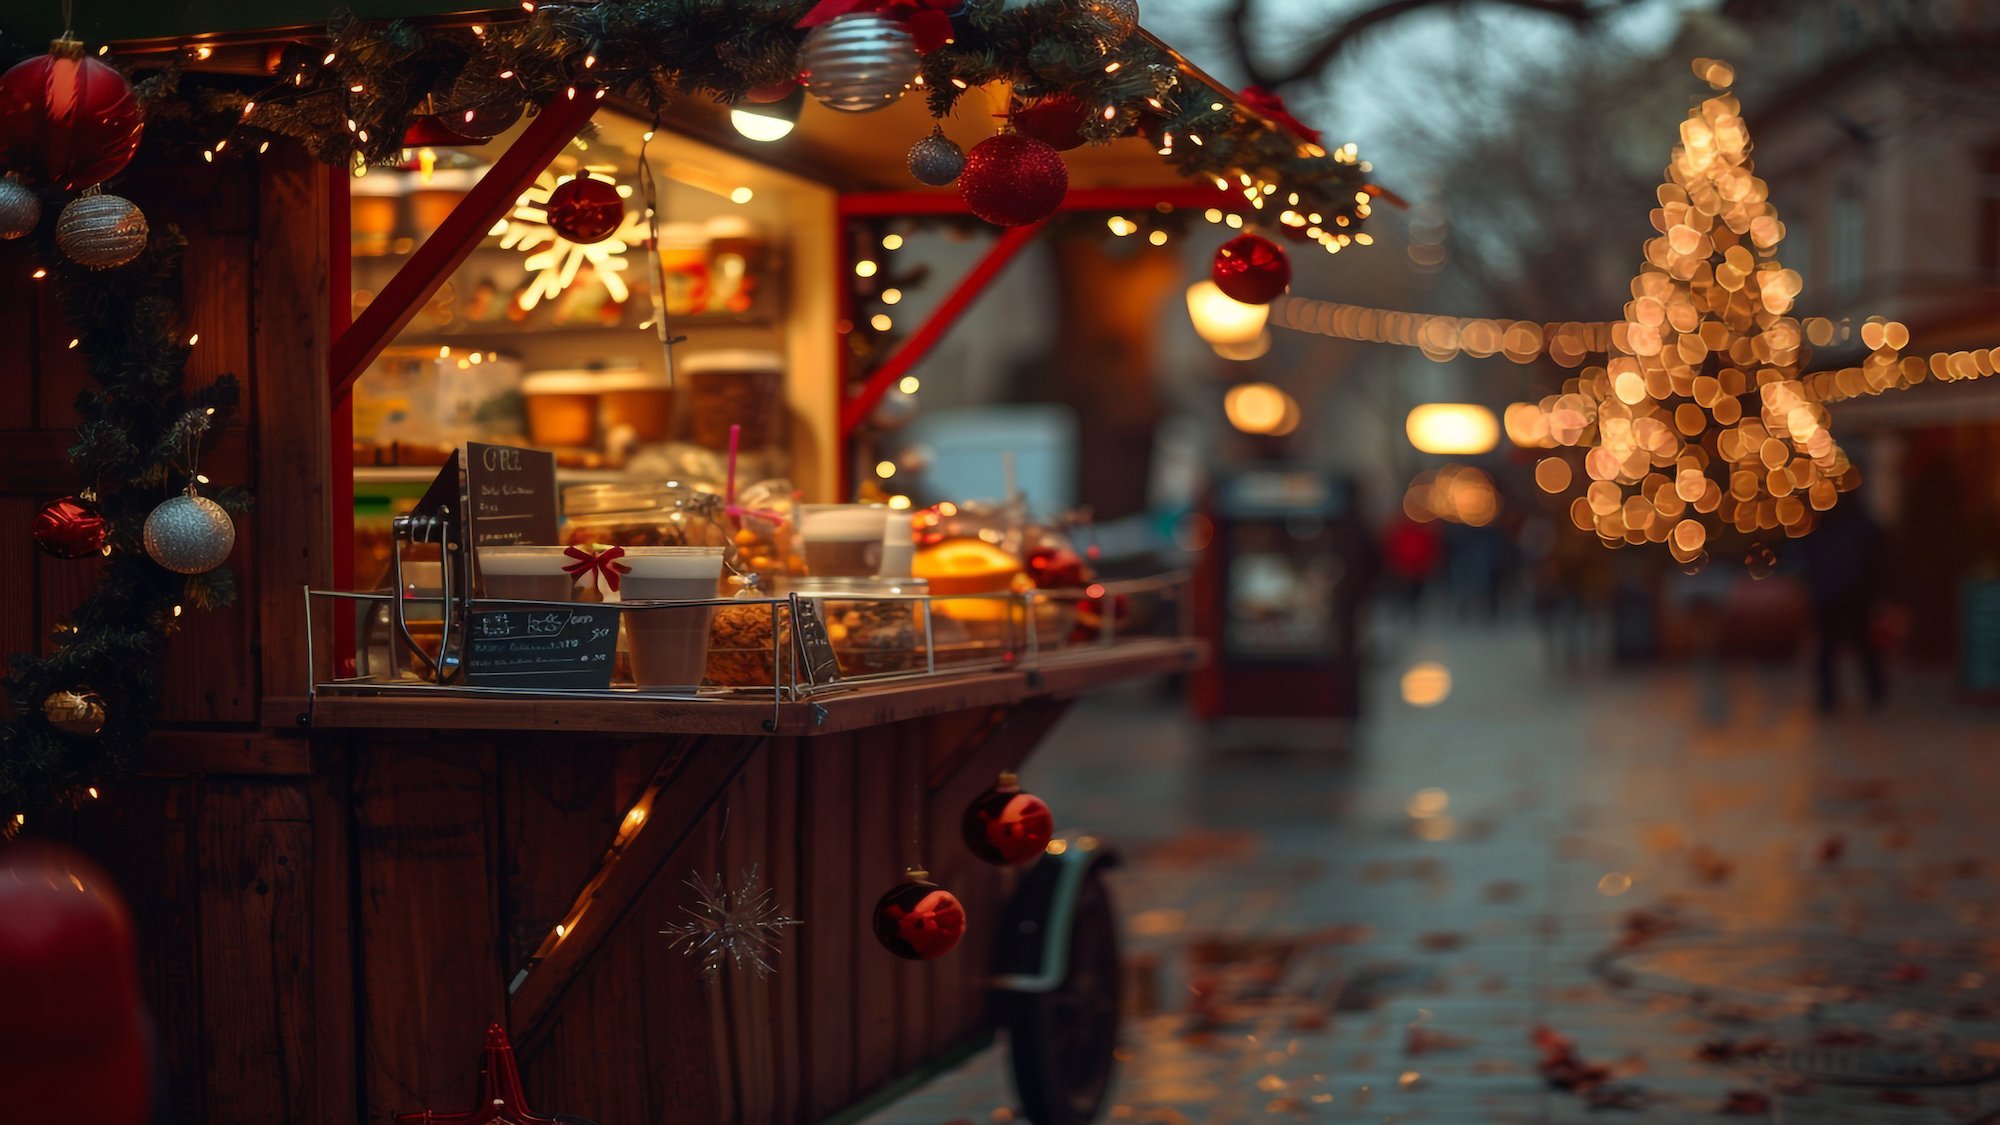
[306,638,1204,737]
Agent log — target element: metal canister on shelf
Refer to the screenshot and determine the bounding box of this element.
[680,350,784,453]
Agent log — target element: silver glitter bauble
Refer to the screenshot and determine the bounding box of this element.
[1082,0,1140,42]
[0,177,40,240]
[799,13,919,113]
[55,192,147,269]
[43,689,106,736]
[144,493,235,574]
[907,127,967,186]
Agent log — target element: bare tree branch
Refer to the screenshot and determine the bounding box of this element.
[1224,0,1619,92]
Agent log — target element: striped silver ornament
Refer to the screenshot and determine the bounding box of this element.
[800,13,919,114]
[144,493,236,575]
[56,192,148,269]
[0,177,40,240]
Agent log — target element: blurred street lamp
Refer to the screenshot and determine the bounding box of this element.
[1405,403,1498,455]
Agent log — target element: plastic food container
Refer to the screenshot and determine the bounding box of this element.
[596,370,676,444]
[521,370,602,448]
[680,350,784,452]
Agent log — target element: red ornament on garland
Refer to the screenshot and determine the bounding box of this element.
[393,1024,562,1124]
[871,868,966,960]
[0,36,143,191]
[1212,233,1291,304]
[961,772,1055,866]
[1008,94,1091,151]
[543,176,625,245]
[33,495,107,559]
[959,133,1068,228]
[744,80,800,103]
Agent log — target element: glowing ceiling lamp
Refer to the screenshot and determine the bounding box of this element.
[1186,281,1268,348]
[1405,403,1498,455]
[730,87,805,142]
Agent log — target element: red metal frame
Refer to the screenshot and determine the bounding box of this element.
[836,184,1248,219]
[328,94,602,399]
[839,220,1049,436]
[833,184,1260,488]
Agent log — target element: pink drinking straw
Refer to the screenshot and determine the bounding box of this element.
[723,421,786,528]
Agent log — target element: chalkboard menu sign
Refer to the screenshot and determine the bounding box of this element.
[1963,580,2000,692]
[463,605,621,690]
[464,441,560,548]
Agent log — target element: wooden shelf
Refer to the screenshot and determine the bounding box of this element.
[305,638,1204,738]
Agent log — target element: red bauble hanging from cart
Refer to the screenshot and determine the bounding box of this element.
[1008,94,1091,152]
[961,772,1054,866]
[0,37,143,191]
[871,868,966,960]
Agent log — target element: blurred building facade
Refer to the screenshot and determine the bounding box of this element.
[1724,0,2000,660]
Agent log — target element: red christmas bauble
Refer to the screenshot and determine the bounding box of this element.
[1009,94,1091,151]
[0,845,152,1125]
[961,773,1054,865]
[33,495,107,559]
[544,176,625,244]
[0,39,144,191]
[1212,234,1290,304]
[871,870,966,960]
[745,80,800,104]
[960,133,1068,228]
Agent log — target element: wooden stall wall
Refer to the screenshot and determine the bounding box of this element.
[3,142,342,1123]
[336,700,1068,1123]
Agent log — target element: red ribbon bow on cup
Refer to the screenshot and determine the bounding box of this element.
[798,0,958,54]
[1239,87,1322,146]
[562,544,632,601]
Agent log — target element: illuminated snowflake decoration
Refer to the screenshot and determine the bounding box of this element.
[659,866,802,979]
[490,171,650,311]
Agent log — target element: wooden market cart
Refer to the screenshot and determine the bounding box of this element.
[0,4,1362,1121]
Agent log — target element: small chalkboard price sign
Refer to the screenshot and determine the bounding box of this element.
[463,605,621,690]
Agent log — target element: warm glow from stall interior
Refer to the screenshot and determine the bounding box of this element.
[1406,403,1500,455]
[1187,281,1269,346]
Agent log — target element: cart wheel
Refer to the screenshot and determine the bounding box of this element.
[1007,865,1121,1125]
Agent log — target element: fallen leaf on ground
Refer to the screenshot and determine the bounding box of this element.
[1717,1089,1770,1115]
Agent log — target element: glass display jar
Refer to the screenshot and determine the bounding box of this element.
[562,482,732,558]
[793,577,929,677]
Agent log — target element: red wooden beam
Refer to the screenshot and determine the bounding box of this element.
[328,93,601,398]
[837,184,1249,219]
[838,220,1047,435]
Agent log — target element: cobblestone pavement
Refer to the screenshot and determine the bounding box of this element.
[863,621,2000,1124]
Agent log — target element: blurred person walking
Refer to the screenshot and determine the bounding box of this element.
[1800,501,1888,712]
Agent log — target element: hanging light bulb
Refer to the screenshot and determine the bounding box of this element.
[730,87,806,142]
[1186,281,1269,348]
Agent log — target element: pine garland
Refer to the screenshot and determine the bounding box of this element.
[158,0,1372,224]
[0,183,245,824]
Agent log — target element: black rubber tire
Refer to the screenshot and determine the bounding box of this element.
[1007,866,1122,1125]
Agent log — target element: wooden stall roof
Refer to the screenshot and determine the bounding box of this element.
[306,638,1204,737]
